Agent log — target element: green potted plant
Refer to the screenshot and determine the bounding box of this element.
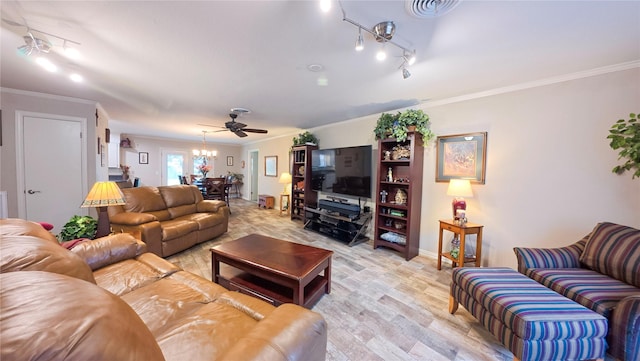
[57,215,97,242]
[608,112,640,179]
[374,109,434,143]
[292,131,319,147]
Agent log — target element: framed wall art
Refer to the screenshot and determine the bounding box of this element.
[227,156,234,166]
[265,155,277,177]
[139,152,149,164]
[436,132,487,184]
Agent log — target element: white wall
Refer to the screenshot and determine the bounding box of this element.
[0,89,99,218]
[243,66,640,268]
[241,135,293,207]
[119,134,243,187]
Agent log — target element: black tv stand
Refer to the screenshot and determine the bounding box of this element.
[304,207,371,246]
[326,195,349,204]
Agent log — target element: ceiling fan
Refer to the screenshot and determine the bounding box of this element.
[198,112,268,138]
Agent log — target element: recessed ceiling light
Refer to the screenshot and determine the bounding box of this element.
[307,64,325,72]
[69,73,83,82]
[230,107,251,114]
[35,57,57,72]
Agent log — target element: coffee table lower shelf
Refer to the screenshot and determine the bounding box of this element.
[219,272,328,309]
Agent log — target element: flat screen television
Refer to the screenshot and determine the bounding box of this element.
[311,145,372,199]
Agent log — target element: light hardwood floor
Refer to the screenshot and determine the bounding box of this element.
[166,198,516,361]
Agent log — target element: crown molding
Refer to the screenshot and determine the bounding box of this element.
[1,87,97,105]
[425,60,640,108]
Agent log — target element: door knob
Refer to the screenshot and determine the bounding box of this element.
[27,189,41,194]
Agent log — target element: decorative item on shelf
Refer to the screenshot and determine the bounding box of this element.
[607,112,640,179]
[295,180,305,191]
[391,144,411,160]
[393,221,406,230]
[447,179,473,220]
[298,165,305,175]
[390,209,405,217]
[81,181,126,238]
[380,190,388,203]
[292,131,318,147]
[120,164,130,181]
[387,167,393,182]
[373,109,434,143]
[384,150,391,160]
[394,188,407,205]
[120,138,132,148]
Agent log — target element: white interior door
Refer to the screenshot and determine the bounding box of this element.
[18,113,86,231]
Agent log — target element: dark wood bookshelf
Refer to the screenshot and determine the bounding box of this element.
[290,144,317,221]
[373,132,424,261]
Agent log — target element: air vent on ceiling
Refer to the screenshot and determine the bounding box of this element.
[405,0,462,18]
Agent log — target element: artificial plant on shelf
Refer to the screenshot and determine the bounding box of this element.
[292,131,318,147]
[608,112,640,179]
[373,109,434,143]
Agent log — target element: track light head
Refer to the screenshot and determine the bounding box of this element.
[402,67,411,79]
[355,28,364,51]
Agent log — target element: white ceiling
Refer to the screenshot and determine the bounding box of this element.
[2,0,639,144]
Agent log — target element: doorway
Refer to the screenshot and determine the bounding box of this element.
[249,150,258,202]
[16,112,87,231]
[162,150,188,185]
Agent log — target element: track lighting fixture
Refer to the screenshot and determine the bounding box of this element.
[338,1,416,79]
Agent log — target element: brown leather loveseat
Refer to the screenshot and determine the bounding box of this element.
[0,218,328,361]
[108,184,229,257]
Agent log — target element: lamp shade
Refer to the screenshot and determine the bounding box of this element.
[81,181,126,207]
[446,179,473,198]
[278,172,292,184]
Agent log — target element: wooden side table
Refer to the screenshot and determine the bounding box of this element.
[280,194,290,216]
[437,219,483,270]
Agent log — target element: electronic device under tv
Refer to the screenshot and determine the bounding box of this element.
[311,145,372,199]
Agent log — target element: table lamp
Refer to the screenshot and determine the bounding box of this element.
[446,179,473,220]
[279,172,292,194]
[81,181,126,238]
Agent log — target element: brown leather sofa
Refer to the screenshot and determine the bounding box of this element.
[108,184,229,257]
[0,218,328,361]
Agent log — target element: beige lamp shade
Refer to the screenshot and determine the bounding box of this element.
[279,172,292,194]
[446,179,473,198]
[278,172,292,184]
[81,181,126,207]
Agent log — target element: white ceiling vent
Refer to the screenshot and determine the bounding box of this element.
[405,0,462,18]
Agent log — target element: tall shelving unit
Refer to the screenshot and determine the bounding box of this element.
[373,132,424,261]
[290,144,317,221]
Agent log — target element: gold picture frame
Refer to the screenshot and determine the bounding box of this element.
[436,132,487,184]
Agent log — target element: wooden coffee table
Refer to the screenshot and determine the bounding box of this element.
[211,234,333,309]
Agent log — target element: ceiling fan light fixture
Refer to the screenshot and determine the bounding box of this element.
[18,32,52,56]
[402,67,411,79]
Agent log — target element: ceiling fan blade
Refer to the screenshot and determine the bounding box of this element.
[234,130,248,137]
[197,123,226,129]
[242,128,268,134]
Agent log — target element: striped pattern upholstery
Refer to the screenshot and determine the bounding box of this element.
[513,236,587,274]
[527,268,639,318]
[609,295,640,361]
[451,268,607,361]
[579,222,640,288]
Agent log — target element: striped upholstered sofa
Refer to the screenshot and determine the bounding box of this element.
[514,222,640,361]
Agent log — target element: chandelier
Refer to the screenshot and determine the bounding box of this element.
[193,131,217,161]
